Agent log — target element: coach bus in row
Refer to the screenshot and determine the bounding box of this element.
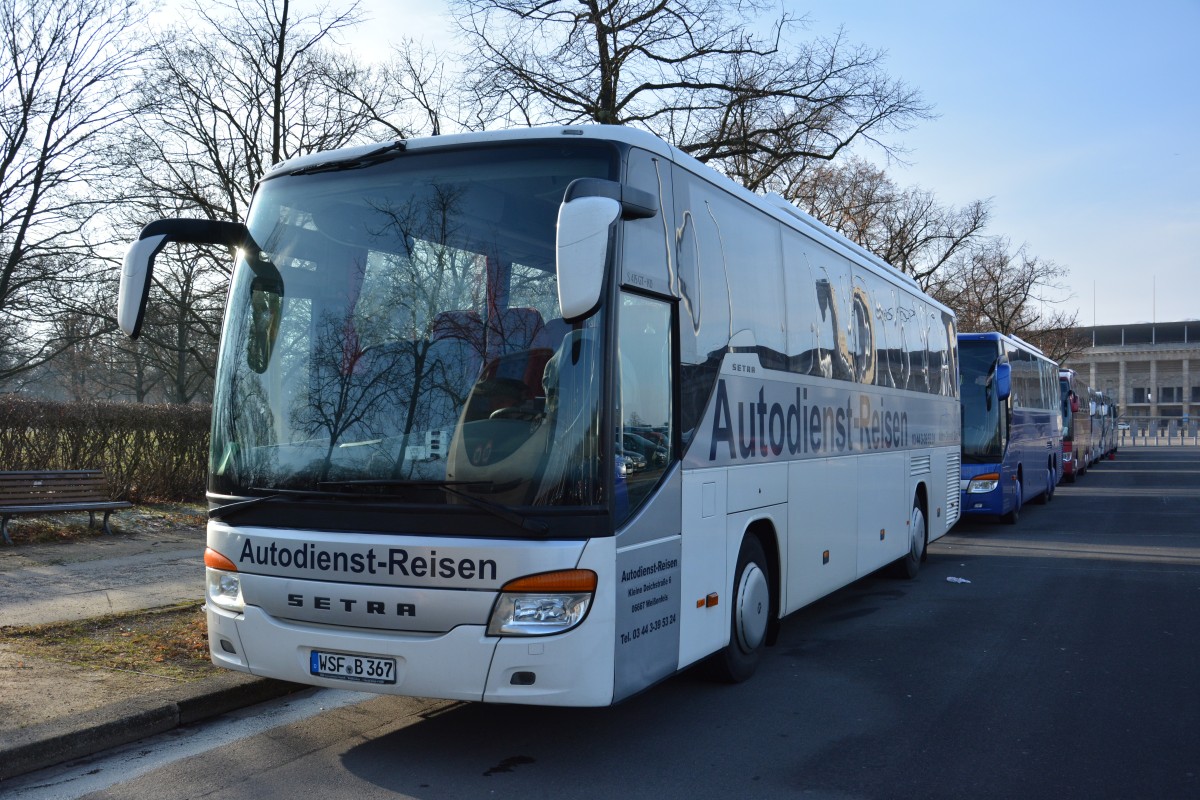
[1059,367,1096,482]
[958,332,1062,523]
[1094,389,1119,460]
[119,125,961,706]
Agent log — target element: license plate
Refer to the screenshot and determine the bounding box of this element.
[309,650,397,684]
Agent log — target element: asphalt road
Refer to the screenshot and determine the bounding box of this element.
[13,446,1200,800]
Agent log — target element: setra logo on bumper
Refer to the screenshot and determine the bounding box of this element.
[287,593,416,617]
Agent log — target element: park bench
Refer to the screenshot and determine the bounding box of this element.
[0,470,132,545]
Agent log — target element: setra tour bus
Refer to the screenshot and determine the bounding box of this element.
[958,332,1062,523]
[118,126,962,706]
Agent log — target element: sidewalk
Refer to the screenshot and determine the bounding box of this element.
[0,510,299,782]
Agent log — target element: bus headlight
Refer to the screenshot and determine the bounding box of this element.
[205,547,244,613]
[968,473,1000,493]
[487,569,597,636]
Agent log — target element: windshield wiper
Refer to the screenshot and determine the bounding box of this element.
[321,479,551,536]
[208,486,395,521]
[286,141,406,176]
[439,484,552,536]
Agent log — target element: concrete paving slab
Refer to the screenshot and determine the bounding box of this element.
[0,511,303,783]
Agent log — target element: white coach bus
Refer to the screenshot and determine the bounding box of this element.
[119,126,961,706]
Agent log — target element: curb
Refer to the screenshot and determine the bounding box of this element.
[0,672,303,782]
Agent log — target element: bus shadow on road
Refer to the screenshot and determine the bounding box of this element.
[934,535,1200,566]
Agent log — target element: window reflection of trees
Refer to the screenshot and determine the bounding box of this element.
[872,285,899,389]
[280,187,492,482]
[370,189,491,479]
[214,347,277,490]
[261,182,591,500]
[617,294,673,520]
[288,304,410,481]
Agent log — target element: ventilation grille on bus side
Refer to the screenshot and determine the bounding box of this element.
[909,454,931,477]
[945,452,961,527]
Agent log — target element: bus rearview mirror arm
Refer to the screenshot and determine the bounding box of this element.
[119,219,254,339]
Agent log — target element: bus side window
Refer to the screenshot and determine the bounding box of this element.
[616,292,674,522]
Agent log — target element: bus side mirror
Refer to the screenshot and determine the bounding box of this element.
[555,179,657,322]
[119,218,251,339]
[556,195,620,322]
[1070,393,1080,413]
[994,362,1011,401]
[119,234,166,338]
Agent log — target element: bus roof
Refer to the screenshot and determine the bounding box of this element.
[959,331,1050,360]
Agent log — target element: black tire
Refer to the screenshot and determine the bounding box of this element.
[891,499,926,579]
[1001,478,1021,525]
[1034,468,1052,505]
[712,536,771,683]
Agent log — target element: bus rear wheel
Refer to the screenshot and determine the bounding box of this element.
[1035,468,1054,504]
[712,536,771,683]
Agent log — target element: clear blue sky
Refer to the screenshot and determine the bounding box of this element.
[162,0,1195,327]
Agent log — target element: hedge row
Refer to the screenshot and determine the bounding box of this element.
[0,397,211,502]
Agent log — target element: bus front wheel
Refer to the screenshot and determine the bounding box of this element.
[892,499,926,579]
[1001,479,1021,524]
[712,536,771,683]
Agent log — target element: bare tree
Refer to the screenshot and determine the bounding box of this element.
[871,189,989,294]
[109,0,400,402]
[127,248,227,403]
[939,236,1083,362]
[1024,322,1090,368]
[790,158,990,292]
[120,0,374,225]
[96,331,163,402]
[0,0,150,383]
[452,0,931,187]
[326,39,457,138]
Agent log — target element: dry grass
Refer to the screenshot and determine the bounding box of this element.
[2,502,205,545]
[1,603,217,681]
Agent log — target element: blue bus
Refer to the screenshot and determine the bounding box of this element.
[959,332,1063,523]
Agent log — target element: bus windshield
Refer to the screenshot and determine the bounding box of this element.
[209,142,616,513]
[1060,376,1074,439]
[959,339,1005,462]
